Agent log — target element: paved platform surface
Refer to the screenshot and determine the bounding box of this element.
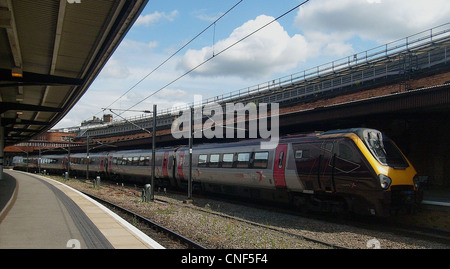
[423,187,450,206]
[0,170,164,249]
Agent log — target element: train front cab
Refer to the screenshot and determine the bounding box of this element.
[345,129,423,216]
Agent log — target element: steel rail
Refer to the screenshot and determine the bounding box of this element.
[82,191,207,249]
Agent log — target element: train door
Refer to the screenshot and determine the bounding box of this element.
[168,150,177,187]
[62,157,67,170]
[107,155,113,175]
[318,141,335,192]
[177,150,185,180]
[100,157,105,171]
[162,151,169,178]
[273,144,287,187]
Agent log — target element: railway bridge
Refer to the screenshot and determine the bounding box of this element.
[6,23,450,187]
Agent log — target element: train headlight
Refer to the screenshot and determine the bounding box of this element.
[413,175,420,189]
[378,174,392,190]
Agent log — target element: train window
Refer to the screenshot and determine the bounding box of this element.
[321,142,333,152]
[139,156,146,166]
[278,151,284,168]
[198,154,207,167]
[237,153,250,168]
[338,143,353,160]
[209,154,220,168]
[295,149,310,159]
[222,153,234,168]
[253,152,269,169]
[363,131,409,168]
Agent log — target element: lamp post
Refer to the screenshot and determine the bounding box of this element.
[86,135,89,180]
[106,106,157,201]
[67,137,71,179]
[187,106,193,201]
[151,104,156,201]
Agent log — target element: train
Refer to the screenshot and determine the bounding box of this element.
[11,128,423,216]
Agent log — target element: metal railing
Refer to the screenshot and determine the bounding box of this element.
[78,23,450,137]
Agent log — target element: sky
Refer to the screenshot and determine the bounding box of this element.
[54,0,450,129]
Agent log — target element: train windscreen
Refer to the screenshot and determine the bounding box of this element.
[361,130,409,169]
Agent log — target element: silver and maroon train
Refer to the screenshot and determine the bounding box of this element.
[12,128,423,216]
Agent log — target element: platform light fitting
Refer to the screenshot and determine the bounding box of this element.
[11,67,23,78]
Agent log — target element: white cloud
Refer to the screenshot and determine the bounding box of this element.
[177,15,310,79]
[55,1,450,130]
[135,10,179,27]
[100,58,130,79]
[295,0,450,43]
[192,8,222,22]
[155,88,190,99]
[177,1,450,81]
[98,39,159,81]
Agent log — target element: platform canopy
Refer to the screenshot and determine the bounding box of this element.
[0,0,148,146]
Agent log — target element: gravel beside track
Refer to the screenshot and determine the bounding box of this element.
[53,177,449,249]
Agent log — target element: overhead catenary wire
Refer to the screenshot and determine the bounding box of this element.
[76,0,243,126]
[104,0,244,115]
[123,0,311,114]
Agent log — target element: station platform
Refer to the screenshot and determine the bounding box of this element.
[422,186,450,210]
[0,170,164,249]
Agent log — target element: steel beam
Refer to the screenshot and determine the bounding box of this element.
[0,69,83,87]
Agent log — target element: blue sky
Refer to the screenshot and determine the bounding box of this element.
[54,0,450,129]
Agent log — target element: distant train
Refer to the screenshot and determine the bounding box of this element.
[12,128,423,216]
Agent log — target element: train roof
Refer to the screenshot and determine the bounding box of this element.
[321,127,376,136]
[16,128,383,158]
[183,128,376,150]
[320,128,383,140]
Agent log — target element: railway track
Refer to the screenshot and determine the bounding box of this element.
[151,184,450,247]
[48,176,448,249]
[88,179,450,248]
[84,187,344,249]
[82,191,206,249]
[158,197,347,249]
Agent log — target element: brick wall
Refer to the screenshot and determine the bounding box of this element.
[279,71,450,116]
